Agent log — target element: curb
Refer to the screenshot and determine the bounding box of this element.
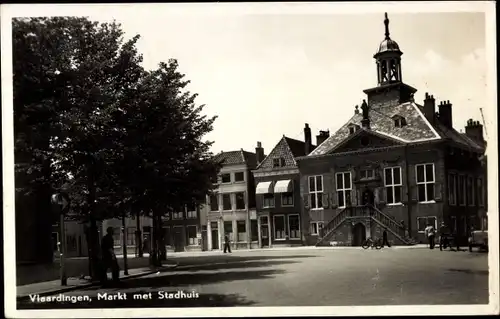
[16,269,160,302]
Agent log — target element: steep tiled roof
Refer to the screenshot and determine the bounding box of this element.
[310,101,485,157]
[213,150,257,167]
[310,102,441,156]
[256,136,316,170]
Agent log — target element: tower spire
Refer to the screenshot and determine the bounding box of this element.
[384,12,390,39]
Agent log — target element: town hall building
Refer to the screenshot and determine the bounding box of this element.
[296,13,487,247]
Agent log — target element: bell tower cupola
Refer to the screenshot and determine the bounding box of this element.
[374,13,403,85]
[363,12,417,109]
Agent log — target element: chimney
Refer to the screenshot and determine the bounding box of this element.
[255,141,264,165]
[465,119,484,143]
[438,100,453,128]
[423,93,436,124]
[316,130,330,146]
[304,123,312,155]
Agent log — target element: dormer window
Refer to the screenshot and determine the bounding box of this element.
[392,115,407,128]
[348,124,360,135]
[273,157,286,168]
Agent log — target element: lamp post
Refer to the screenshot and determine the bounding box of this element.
[51,192,70,286]
[121,212,129,275]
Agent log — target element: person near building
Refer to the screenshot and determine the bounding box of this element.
[101,227,120,285]
[439,222,451,251]
[223,233,232,253]
[424,223,436,249]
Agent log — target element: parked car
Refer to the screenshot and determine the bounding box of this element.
[468,229,488,252]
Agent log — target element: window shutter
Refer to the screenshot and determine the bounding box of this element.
[322,193,330,208]
[435,182,443,202]
[303,194,309,210]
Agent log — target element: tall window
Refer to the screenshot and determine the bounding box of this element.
[416,164,435,202]
[173,211,183,219]
[448,174,457,206]
[273,215,286,240]
[187,210,197,218]
[127,227,136,246]
[222,194,232,210]
[209,194,219,211]
[186,226,197,246]
[477,178,485,207]
[384,167,402,204]
[281,192,293,206]
[458,175,466,206]
[221,173,231,183]
[288,215,300,239]
[237,221,246,242]
[482,216,488,231]
[235,192,246,210]
[467,176,474,206]
[224,221,233,241]
[417,216,437,233]
[309,175,324,209]
[310,222,324,236]
[251,220,258,241]
[263,194,275,208]
[336,172,352,208]
[234,172,245,182]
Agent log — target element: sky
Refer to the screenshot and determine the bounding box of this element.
[3,3,494,155]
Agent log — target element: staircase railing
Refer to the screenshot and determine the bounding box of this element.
[315,204,415,246]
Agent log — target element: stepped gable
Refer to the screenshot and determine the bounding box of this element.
[256,136,316,170]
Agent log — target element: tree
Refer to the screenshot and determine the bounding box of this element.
[118,60,220,265]
[13,17,144,275]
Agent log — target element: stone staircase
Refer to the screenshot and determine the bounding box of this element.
[315,204,417,246]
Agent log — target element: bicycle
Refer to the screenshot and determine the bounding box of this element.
[362,237,383,250]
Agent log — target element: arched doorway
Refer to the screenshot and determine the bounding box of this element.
[361,187,375,206]
[352,223,367,246]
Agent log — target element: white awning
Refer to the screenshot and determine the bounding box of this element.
[256,181,274,194]
[274,180,293,193]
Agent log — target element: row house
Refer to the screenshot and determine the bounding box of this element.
[252,125,321,248]
[205,149,259,250]
[296,13,487,247]
[162,203,205,252]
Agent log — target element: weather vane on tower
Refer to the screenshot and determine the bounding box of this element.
[384,12,390,40]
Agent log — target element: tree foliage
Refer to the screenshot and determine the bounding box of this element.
[13,17,221,268]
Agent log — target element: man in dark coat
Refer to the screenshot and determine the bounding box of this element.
[101,227,120,285]
[223,233,232,253]
[382,229,391,247]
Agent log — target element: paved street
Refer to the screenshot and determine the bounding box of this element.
[17,248,488,308]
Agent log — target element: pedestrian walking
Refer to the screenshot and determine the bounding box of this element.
[382,229,391,247]
[223,233,232,253]
[439,222,450,251]
[101,227,120,285]
[424,223,436,249]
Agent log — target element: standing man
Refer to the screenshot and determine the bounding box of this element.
[439,222,450,251]
[424,223,436,249]
[101,227,120,285]
[223,233,232,253]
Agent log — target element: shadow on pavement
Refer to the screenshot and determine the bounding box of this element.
[167,259,299,272]
[91,268,287,291]
[447,268,489,276]
[17,292,255,309]
[170,254,319,266]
